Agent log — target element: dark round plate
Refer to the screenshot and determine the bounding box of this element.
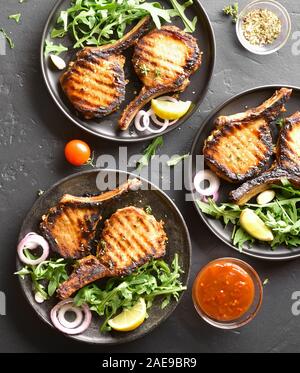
[190,85,300,261]
[40,0,215,142]
[17,169,191,344]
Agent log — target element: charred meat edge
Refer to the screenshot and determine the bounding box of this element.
[60,54,126,120]
[40,178,142,258]
[230,167,300,205]
[277,111,300,175]
[214,88,293,127]
[204,119,274,183]
[57,207,167,299]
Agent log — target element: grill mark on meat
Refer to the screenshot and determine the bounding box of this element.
[57,206,167,299]
[40,179,142,259]
[106,213,149,261]
[203,89,293,183]
[60,17,152,120]
[119,25,201,130]
[230,111,300,205]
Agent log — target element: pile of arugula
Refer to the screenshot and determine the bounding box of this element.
[16,251,186,332]
[74,254,186,331]
[197,180,300,250]
[47,0,197,54]
[15,252,69,300]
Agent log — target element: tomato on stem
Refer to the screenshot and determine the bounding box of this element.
[64,140,91,166]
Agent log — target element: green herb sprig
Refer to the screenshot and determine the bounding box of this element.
[136,136,163,170]
[0,28,14,49]
[223,3,239,23]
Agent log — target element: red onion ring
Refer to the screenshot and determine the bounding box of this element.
[17,232,49,265]
[50,299,92,335]
[148,109,178,127]
[134,110,150,131]
[58,304,84,329]
[194,170,220,197]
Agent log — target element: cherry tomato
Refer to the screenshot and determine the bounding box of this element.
[64,140,91,166]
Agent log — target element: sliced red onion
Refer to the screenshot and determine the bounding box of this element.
[17,232,49,265]
[202,190,220,202]
[50,299,92,335]
[58,303,84,329]
[134,110,150,132]
[194,170,220,197]
[148,109,178,127]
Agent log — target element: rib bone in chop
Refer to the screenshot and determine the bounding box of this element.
[40,178,142,259]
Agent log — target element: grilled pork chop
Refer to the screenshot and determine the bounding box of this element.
[40,178,142,259]
[277,111,300,174]
[204,118,273,183]
[230,112,300,205]
[57,206,167,299]
[203,89,293,183]
[214,88,292,127]
[60,16,151,120]
[119,26,202,130]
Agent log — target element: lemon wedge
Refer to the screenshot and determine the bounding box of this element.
[240,208,274,242]
[151,99,191,120]
[108,298,147,332]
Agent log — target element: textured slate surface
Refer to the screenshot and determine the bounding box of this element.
[1,0,300,352]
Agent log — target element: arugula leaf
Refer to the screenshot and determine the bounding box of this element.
[168,0,197,32]
[9,14,21,23]
[167,153,189,166]
[44,40,68,56]
[51,0,197,49]
[199,181,300,250]
[232,227,254,251]
[136,136,163,171]
[15,254,69,299]
[0,28,14,49]
[74,254,186,332]
[196,199,242,225]
[136,2,171,29]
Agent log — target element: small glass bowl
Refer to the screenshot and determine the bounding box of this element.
[236,0,291,55]
[192,257,263,329]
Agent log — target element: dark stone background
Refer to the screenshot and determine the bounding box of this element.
[0,0,300,352]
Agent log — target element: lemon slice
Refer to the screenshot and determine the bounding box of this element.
[240,208,274,242]
[108,298,147,332]
[151,99,191,120]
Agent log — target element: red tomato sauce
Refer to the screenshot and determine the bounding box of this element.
[193,260,255,322]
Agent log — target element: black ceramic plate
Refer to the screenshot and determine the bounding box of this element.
[17,169,191,344]
[190,85,300,261]
[41,0,215,142]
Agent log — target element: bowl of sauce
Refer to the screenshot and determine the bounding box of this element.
[192,258,263,329]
